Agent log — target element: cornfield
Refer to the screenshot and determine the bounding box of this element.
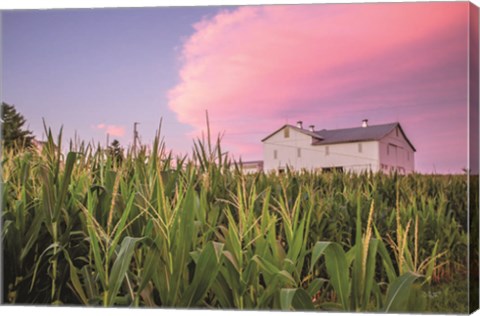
[1,127,473,312]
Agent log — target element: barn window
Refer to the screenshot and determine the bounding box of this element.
[396,128,399,137]
[325,146,329,156]
[407,151,410,161]
[284,127,290,138]
[358,143,362,153]
[297,148,301,158]
[273,150,278,159]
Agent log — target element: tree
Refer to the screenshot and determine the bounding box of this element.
[107,139,124,164]
[1,102,34,150]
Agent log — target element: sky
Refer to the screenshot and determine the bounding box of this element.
[1,1,475,174]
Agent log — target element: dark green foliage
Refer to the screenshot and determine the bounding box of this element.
[107,139,124,165]
[1,102,34,150]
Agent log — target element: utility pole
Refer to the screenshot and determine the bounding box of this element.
[133,122,139,156]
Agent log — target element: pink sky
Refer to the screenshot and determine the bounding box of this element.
[167,2,470,173]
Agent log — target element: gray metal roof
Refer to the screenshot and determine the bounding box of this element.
[312,122,416,151]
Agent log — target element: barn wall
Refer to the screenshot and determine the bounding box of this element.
[263,127,380,172]
[378,127,415,174]
[263,127,312,171]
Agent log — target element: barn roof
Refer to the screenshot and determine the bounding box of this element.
[260,124,322,142]
[262,122,416,152]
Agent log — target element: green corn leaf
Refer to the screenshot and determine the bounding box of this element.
[371,280,383,310]
[53,152,77,222]
[252,254,280,276]
[225,209,243,267]
[276,270,297,286]
[108,192,136,259]
[168,186,197,304]
[287,216,305,262]
[280,288,315,311]
[374,225,397,284]
[424,240,439,284]
[306,278,327,298]
[180,241,224,307]
[223,250,240,272]
[362,238,379,309]
[246,253,263,289]
[256,270,284,308]
[64,253,88,305]
[82,192,107,289]
[20,209,44,261]
[310,241,330,272]
[81,266,99,303]
[106,236,143,306]
[30,242,61,292]
[211,271,235,308]
[252,254,296,287]
[351,196,364,309]
[39,164,55,223]
[135,238,157,296]
[324,243,350,311]
[383,271,421,312]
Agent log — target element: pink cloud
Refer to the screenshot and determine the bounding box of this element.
[168,3,469,172]
[105,125,126,137]
[95,123,126,137]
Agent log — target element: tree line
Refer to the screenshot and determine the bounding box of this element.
[1,102,124,162]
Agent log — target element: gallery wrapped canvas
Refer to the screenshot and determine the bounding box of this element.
[0,0,479,314]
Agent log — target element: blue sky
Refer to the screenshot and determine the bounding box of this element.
[3,6,223,154]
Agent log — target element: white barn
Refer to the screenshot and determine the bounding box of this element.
[261,120,416,174]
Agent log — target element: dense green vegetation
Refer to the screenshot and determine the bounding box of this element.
[1,128,471,312]
[1,102,34,151]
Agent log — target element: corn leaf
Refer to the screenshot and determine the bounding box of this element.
[383,271,421,312]
[107,236,143,306]
[280,288,315,311]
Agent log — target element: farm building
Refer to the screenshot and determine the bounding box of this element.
[236,160,264,174]
[261,120,415,174]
